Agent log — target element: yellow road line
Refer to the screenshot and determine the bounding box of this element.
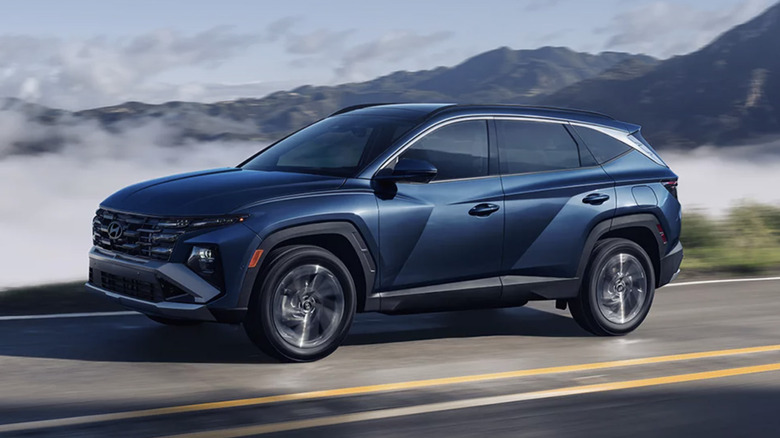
[1,344,780,434]
[166,362,780,438]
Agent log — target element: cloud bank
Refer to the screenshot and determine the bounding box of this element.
[0,26,274,110]
[0,109,266,289]
[0,21,453,110]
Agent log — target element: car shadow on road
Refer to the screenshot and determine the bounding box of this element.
[344,305,589,346]
[0,306,587,364]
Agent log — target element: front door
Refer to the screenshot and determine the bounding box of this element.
[376,120,504,305]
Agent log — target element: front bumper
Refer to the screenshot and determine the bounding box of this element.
[88,247,230,321]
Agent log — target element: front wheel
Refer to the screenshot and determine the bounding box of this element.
[244,245,356,362]
[569,238,655,336]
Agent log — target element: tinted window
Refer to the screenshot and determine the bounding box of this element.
[241,114,417,177]
[496,120,580,174]
[572,125,632,164]
[399,120,489,181]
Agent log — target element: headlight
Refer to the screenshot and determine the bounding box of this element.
[187,245,224,290]
[190,216,246,228]
[158,215,247,229]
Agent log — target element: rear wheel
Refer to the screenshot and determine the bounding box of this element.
[244,245,356,362]
[569,238,655,336]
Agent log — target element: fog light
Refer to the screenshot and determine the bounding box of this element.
[189,246,216,275]
[187,245,223,290]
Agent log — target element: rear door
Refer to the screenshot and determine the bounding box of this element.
[496,118,616,285]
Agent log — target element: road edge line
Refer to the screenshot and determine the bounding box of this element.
[666,276,780,287]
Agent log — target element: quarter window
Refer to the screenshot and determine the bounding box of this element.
[399,120,489,181]
[496,120,580,174]
[572,125,632,164]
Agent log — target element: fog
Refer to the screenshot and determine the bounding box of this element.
[1,115,778,289]
[662,142,780,214]
[0,112,266,290]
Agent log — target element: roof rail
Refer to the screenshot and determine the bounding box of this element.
[524,105,615,120]
[426,104,615,121]
[329,103,397,117]
[330,103,615,121]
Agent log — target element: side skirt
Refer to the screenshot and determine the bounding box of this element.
[378,275,579,314]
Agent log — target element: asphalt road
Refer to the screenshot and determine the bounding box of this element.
[1,278,779,437]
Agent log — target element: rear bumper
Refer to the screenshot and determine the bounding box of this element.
[87,247,245,322]
[658,241,683,287]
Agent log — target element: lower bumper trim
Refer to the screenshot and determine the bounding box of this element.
[86,283,217,321]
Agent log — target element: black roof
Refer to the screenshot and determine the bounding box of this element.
[334,103,639,133]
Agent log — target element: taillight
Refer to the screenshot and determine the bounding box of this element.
[662,179,678,199]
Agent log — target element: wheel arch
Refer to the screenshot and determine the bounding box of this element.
[577,213,665,288]
[238,221,378,312]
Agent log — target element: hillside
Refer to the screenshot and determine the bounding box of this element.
[543,2,780,147]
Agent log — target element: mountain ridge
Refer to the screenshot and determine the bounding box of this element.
[542,1,780,146]
[0,46,653,155]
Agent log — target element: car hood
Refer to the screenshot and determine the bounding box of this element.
[100,168,346,216]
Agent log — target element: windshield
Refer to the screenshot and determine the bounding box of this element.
[240,114,419,177]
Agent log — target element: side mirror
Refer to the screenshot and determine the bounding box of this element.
[374,158,437,184]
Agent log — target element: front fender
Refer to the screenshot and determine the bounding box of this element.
[234,189,380,311]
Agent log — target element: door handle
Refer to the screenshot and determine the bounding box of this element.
[469,203,500,217]
[583,193,610,205]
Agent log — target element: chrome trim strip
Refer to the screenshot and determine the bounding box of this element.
[568,121,667,166]
[426,175,500,184]
[94,246,150,264]
[376,115,490,174]
[373,113,662,178]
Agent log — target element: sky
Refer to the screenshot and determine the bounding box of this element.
[0,0,774,109]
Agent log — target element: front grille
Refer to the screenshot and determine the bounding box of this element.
[92,209,186,261]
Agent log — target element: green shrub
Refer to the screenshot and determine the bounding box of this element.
[680,203,780,274]
[680,211,720,249]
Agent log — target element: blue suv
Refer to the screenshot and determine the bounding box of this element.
[88,104,683,361]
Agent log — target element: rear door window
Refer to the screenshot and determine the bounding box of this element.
[496,120,581,174]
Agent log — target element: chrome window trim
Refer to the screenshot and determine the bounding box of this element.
[375,114,574,178]
[498,162,603,179]
[373,113,664,179]
[375,116,491,177]
[568,122,667,167]
[426,174,501,184]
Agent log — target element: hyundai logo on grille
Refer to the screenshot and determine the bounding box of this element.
[107,221,124,240]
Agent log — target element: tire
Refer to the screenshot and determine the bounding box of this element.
[569,238,656,336]
[145,315,203,326]
[244,245,357,362]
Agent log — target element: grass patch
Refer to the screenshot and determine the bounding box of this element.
[681,203,780,276]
